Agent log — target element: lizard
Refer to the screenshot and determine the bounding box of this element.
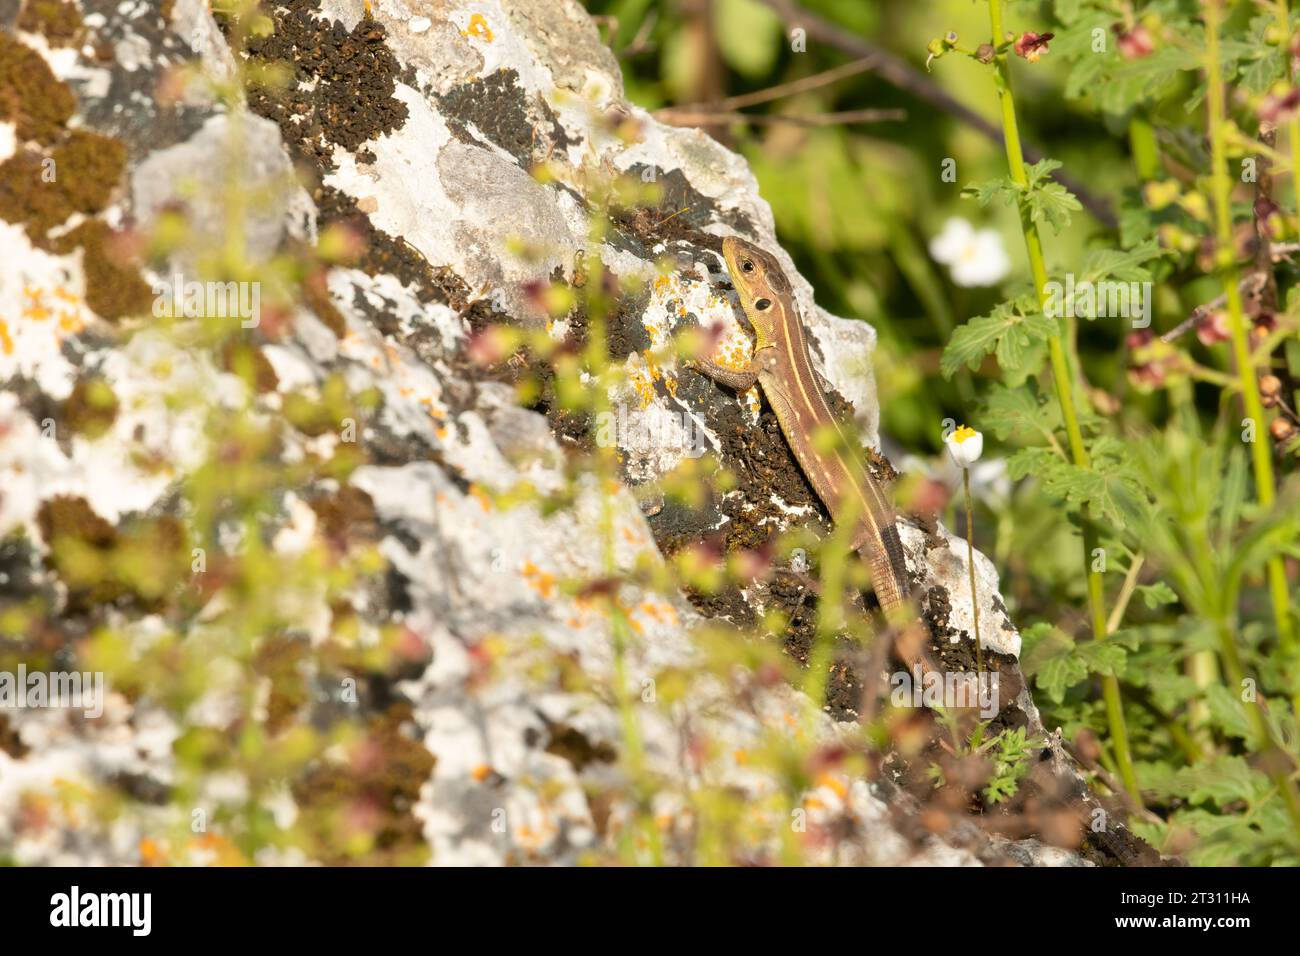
[688,235,941,675]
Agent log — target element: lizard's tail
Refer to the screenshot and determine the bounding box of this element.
[859,527,945,677]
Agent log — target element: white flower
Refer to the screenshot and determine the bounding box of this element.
[945,424,984,468]
[928,217,1011,287]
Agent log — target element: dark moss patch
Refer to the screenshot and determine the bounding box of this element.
[36,496,188,614]
[544,721,616,771]
[0,714,29,758]
[17,0,85,47]
[239,0,408,171]
[309,484,377,546]
[52,221,152,321]
[36,495,120,609]
[293,703,435,866]
[62,375,119,439]
[313,185,451,305]
[0,134,124,240]
[437,69,571,169]
[301,267,347,337]
[0,31,75,143]
[51,129,125,210]
[255,635,309,735]
[610,166,753,267]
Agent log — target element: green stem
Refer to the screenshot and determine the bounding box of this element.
[589,259,662,866]
[1207,0,1300,842]
[1206,0,1295,654]
[985,0,1140,805]
[1128,114,1161,181]
[1274,2,1300,206]
[963,467,983,674]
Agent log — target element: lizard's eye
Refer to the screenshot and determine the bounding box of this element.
[741,260,755,273]
[754,298,772,311]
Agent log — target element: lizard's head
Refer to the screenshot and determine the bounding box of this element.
[722,236,789,341]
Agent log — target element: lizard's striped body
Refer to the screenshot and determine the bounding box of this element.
[692,236,932,669]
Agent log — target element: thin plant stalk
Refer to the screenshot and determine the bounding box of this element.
[985,0,1140,804]
[1205,0,1300,841]
[1274,1,1300,210]
[1206,0,1294,654]
[962,467,984,675]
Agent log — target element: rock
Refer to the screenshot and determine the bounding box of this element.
[0,0,1155,866]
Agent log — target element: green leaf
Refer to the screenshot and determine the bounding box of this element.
[961,176,1016,208]
[1137,581,1178,609]
[1174,757,1270,807]
[940,295,1056,382]
[1074,640,1128,678]
[1079,239,1165,284]
[1203,685,1254,741]
[1023,160,1082,233]
[1241,49,1282,93]
[979,383,1062,442]
[1038,459,1149,527]
[1005,446,1058,480]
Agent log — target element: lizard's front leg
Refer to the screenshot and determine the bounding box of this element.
[686,345,773,391]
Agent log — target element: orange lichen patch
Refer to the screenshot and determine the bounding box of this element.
[470,763,493,783]
[468,484,492,512]
[462,12,493,41]
[188,832,246,866]
[636,600,676,627]
[521,560,556,599]
[139,837,167,866]
[733,749,749,765]
[16,791,53,833]
[814,772,848,800]
[3,284,90,363]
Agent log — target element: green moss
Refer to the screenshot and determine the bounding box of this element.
[0,130,126,238]
[51,129,126,211]
[53,221,153,321]
[17,0,86,48]
[254,636,309,735]
[36,496,188,613]
[308,485,376,543]
[0,32,75,144]
[62,375,120,439]
[36,495,123,610]
[0,150,72,236]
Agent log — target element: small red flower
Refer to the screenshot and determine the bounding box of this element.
[1114,24,1155,60]
[1196,310,1231,347]
[1013,31,1054,62]
[1259,86,1300,124]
